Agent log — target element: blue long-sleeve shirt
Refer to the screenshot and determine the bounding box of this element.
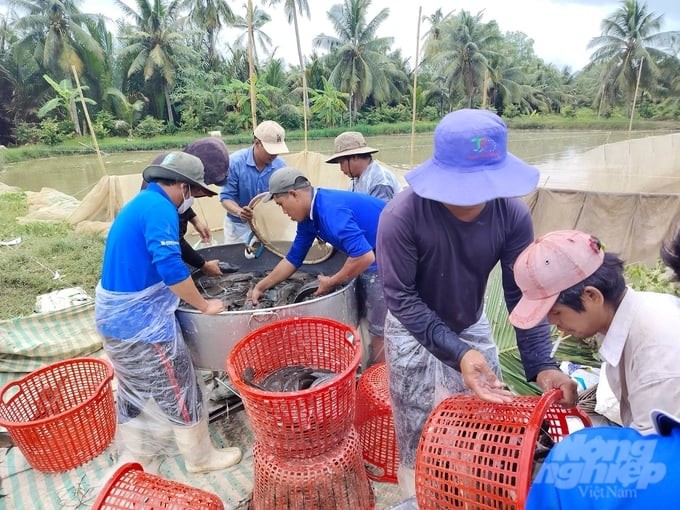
[100,183,189,292]
[376,187,557,379]
[219,146,286,224]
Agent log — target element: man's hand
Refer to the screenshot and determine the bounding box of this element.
[201,259,222,277]
[193,220,212,243]
[248,284,265,305]
[314,274,336,296]
[536,368,578,406]
[460,349,514,404]
[202,298,224,315]
[239,205,254,223]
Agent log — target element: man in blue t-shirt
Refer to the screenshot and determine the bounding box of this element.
[95,152,241,475]
[249,167,387,363]
[526,409,680,509]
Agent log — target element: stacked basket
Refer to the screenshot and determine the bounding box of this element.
[355,361,399,483]
[227,317,373,510]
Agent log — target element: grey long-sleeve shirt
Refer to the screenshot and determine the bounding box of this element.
[376,187,558,381]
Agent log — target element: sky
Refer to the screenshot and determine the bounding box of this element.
[11,0,680,72]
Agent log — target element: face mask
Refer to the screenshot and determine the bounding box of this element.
[177,185,194,214]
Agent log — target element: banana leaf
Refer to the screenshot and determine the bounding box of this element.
[485,265,600,396]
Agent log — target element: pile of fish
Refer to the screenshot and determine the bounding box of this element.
[185,267,324,311]
[242,366,338,392]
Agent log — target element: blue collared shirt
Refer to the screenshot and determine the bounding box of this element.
[219,146,286,224]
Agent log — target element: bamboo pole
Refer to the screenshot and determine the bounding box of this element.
[71,65,106,176]
[409,6,422,168]
[481,69,489,109]
[628,57,644,133]
[247,0,257,130]
[292,10,309,151]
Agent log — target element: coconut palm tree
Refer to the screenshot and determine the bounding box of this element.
[422,7,455,57]
[12,0,105,134]
[116,0,191,125]
[184,0,234,69]
[312,0,394,120]
[231,3,273,68]
[266,0,310,147]
[587,0,680,118]
[430,10,502,109]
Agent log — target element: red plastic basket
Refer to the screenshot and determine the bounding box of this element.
[0,357,116,472]
[92,462,224,509]
[252,427,374,510]
[415,389,592,510]
[355,362,399,483]
[226,317,361,458]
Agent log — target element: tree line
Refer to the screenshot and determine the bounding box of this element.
[0,0,679,146]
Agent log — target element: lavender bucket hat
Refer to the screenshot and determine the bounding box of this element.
[405,109,539,206]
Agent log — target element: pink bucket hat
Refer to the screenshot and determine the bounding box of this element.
[406,109,539,206]
[509,230,605,329]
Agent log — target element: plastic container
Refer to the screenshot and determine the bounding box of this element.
[226,317,361,458]
[355,362,399,483]
[92,462,224,509]
[415,389,591,510]
[0,357,115,472]
[251,427,374,510]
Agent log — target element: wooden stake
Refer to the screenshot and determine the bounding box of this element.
[410,6,423,168]
[247,0,257,130]
[629,57,644,133]
[71,65,106,176]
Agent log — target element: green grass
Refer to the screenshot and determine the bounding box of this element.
[0,192,105,320]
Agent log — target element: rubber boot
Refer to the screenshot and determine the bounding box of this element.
[117,420,162,474]
[397,464,417,501]
[174,415,242,473]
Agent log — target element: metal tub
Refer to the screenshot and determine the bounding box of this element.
[177,244,359,371]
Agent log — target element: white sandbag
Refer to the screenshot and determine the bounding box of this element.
[34,287,93,314]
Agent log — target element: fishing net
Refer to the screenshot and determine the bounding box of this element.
[248,192,334,264]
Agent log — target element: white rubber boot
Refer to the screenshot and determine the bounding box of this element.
[397,464,417,501]
[117,420,163,474]
[174,416,242,473]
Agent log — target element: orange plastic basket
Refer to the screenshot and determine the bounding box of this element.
[226,317,361,458]
[0,357,116,472]
[355,362,399,483]
[252,427,374,510]
[415,389,592,510]
[92,462,224,509]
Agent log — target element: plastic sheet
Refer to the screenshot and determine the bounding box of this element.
[383,311,499,471]
[95,281,204,459]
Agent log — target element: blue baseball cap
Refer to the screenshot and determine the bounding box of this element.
[405,109,539,206]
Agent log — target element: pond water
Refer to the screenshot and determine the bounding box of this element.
[0,129,670,199]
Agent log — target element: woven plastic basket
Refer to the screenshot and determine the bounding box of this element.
[355,362,399,483]
[0,357,115,472]
[415,389,592,509]
[92,462,224,509]
[226,317,361,458]
[252,427,374,510]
